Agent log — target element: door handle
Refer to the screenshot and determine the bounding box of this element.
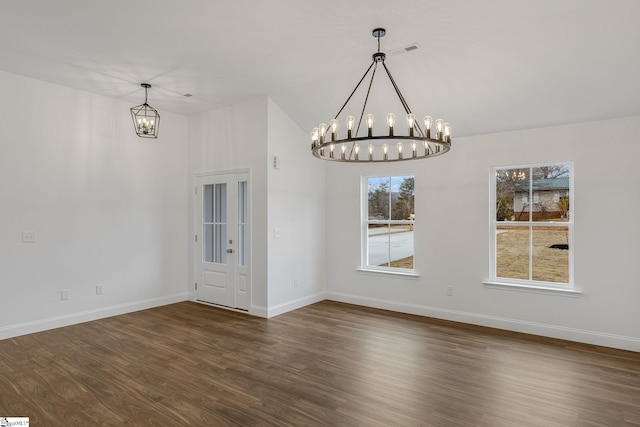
[226,248,233,254]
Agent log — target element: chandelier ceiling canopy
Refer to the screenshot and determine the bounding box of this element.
[130,83,160,139]
[310,28,451,163]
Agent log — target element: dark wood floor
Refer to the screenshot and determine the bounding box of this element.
[0,301,639,426]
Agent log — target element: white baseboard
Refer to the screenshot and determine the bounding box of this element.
[266,292,327,318]
[206,292,325,318]
[326,291,640,353]
[0,292,189,340]
[5,290,637,353]
[250,305,268,318]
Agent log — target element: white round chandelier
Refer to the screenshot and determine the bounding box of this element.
[310,28,451,163]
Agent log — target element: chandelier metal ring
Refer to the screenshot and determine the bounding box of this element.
[312,135,449,162]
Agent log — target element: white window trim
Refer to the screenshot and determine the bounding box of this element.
[489,161,576,292]
[361,174,416,275]
[483,280,582,296]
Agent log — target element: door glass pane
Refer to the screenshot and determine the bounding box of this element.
[214,184,227,223]
[204,185,214,223]
[204,224,214,263]
[495,225,529,280]
[368,223,390,267]
[238,181,248,267]
[203,183,227,264]
[532,226,569,283]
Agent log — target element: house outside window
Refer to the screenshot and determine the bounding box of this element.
[491,163,573,288]
[362,175,415,273]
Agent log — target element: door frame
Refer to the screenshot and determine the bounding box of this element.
[192,168,252,312]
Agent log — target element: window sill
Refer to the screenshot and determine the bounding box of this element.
[357,268,420,279]
[483,281,583,297]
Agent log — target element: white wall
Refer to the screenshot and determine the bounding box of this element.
[187,96,327,317]
[3,70,636,352]
[0,71,190,339]
[188,96,269,313]
[266,98,326,315]
[325,116,640,352]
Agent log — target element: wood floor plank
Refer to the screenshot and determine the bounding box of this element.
[0,300,639,426]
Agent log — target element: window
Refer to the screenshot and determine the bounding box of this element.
[491,163,573,288]
[362,175,415,273]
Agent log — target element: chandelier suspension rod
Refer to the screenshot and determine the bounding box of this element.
[381,63,411,116]
[346,63,379,160]
[332,62,375,121]
[381,62,425,138]
[354,63,378,138]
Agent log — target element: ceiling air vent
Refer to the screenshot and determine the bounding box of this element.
[391,43,420,56]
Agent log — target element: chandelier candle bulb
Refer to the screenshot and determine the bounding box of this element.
[407,113,415,137]
[319,123,327,143]
[366,114,374,137]
[346,115,355,139]
[435,119,444,140]
[387,113,395,136]
[424,140,430,156]
[412,140,417,157]
[368,143,374,161]
[383,143,388,161]
[354,143,360,160]
[397,142,403,159]
[424,116,432,139]
[330,119,338,141]
[341,143,347,159]
[329,143,334,158]
[444,123,452,143]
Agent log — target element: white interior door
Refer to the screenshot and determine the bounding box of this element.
[195,171,250,310]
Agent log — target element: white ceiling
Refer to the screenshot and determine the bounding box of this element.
[2,0,639,137]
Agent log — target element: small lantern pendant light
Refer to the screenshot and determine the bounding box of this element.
[130,83,160,139]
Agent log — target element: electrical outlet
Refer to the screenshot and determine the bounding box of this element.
[447,286,453,296]
[96,284,104,295]
[61,289,70,300]
[21,231,36,243]
[273,228,281,239]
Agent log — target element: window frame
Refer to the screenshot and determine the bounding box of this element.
[489,161,575,290]
[361,174,416,275]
